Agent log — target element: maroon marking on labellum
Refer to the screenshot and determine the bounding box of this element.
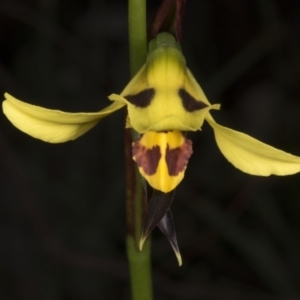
[179,88,208,112]
[165,138,193,176]
[124,88,155,108]
[132,140,161,175]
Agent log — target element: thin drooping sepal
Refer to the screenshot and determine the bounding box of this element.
[141,178,182,265]
[139,189,175,250]
[158,209,182,266]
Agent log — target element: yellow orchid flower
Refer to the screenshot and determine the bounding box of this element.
[4,32,300,265]
[3,32,300,196]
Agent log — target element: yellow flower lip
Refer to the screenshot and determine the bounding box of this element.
[133,130,192,193]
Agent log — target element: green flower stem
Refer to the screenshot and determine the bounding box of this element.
[126,1,153,300]
[128,0,147,76]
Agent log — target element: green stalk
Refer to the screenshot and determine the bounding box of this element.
[126,1,153,300]
[128,0,147,76]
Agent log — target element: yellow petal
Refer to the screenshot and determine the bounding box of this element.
[2,93,125,143]
[206,115,300,176]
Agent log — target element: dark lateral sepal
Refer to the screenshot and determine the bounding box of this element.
[140,178,182,265]
[158,209,182,266]
[139,189,175,251]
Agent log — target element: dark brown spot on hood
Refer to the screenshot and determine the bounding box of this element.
[179,88,208,112]
[124,88,155,108]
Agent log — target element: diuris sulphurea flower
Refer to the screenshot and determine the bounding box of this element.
[3,32,300,265]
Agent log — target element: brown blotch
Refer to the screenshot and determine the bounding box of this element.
[179,88,208,112]
[124,88,155,108]
[132,140,161,175]
[165,138,193,176]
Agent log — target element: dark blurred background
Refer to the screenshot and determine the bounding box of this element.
[1,0,300,299]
